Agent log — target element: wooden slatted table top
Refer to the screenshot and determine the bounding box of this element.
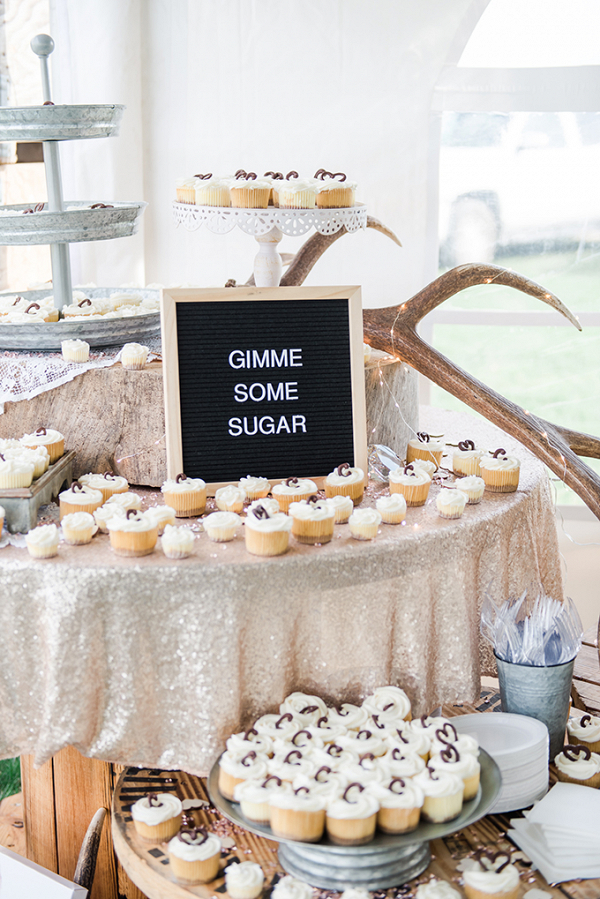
[111,692,600,899]
[572,625,600,716]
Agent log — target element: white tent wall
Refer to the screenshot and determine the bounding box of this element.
[48,0,478,307]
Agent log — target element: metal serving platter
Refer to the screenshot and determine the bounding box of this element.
[0,201,146,245]
[0,104,124,142]
[0,287,160,351]
[208,749,502,889]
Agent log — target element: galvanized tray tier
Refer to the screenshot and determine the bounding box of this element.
[0,201,146,245]
[0,104,124,142]
[0,287,160,351]
[208,749,502,890]
[0,450,75,533]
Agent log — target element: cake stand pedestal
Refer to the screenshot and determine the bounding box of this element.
[172,203,368,287]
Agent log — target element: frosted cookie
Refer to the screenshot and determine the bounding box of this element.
[161,524,195,559]
[554,744,600,788]
[479,448,520,494]
[406,432,445,469]
[26,523,59,559]
[348,507,381,540]
[436,488,467,520]
[162,474,207,517]
[389,464,431,507]
[324,462,365,505]
[455,476,485,505]
[61,339,90,363]
[215,484,246,513]
[245,503,292,556]
[59,483,104,520]
[289,496,335,545]
[225,860,265,899]
[452,439,485,477]
[203,511,242,542]
[272,477,318,513]
[168,827,221,884]
[121,342,149,370]
[567,713,600,753]
[325,783,379,845]
[106,509,159,557]
[131,791,183,843]
[61,511,97,545]
[20,427,64,464]
[376,493,407,524]
[239,475,270,501]
[324,494,354,524]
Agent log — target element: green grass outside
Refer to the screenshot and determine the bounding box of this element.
[432,250,600,504]
[0,757,21,801]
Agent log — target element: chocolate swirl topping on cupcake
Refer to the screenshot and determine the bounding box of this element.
[25,303,41,313]
[103,471,116,480]
[126,509,140,520]
[283,750,303,765]
[403,464,417,477]
[580,714,593,727]
[327,744,343,757]
[178,826,209,845]
[337,462,352,477]
[314,170,346,181]
[395,729,410,744]
[0,454,4,462]
[315,766,332,781]
[251,504,270,520]
[241,751,257,767]
[262,775,282,787]
[371,714,385,729]
[343,782,364,802]
[416,431,431,443]
[458,439,475,451]
[316,716,330,728]
[193,173,213,180]
[291,729,313,747]
[357,730,372,740]
[474,849,512,873]
[440,744,460,763]
[389,777,406,792]
[264,171,284,179]
[492,448,507,458]
[391,747,408,761]
[436,722,458,744]
[285,477,299,487]
[275,713,294,729]
[563,743,592,761]
[294,786,310,795]
[244,727,258,740]
[285,170,299,180]
[90,203,114,209]
[359,753,376,767]
[72,482,85,493]
[175,473,187,483]
[12,296,23,305]
[78,299,92,307]
[147,792,163,807]
[236,171,257,180]
[307,495,320,505]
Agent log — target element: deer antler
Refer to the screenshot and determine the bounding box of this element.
[364,263,600,519]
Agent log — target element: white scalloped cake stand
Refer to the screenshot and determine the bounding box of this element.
[172,202,368,287]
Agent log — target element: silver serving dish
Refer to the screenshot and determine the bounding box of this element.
[0,104,124,142]
[208,749,502,890]
[0,287,160,351]
[0,201,146,245]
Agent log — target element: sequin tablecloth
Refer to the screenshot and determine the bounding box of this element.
[0,408,563,774]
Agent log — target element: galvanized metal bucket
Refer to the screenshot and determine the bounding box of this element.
[495,652,575,760]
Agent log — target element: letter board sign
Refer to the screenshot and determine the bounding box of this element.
[161,286,367,492]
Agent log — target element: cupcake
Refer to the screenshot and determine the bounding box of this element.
[61,512,97,545]
[79,471,129,503]
[233,775,289,824]
[315,172,357,208]
[412,767,464,823]
[383,726,430,762]
[104,491,142,512]
[203,510,242,542]
[121,343,149,371]
[254,712,301,742]
[428,744,480,800]
[3,445,49,480]
[269,786,326,842]
[376,493,407,524]
[292,767,348,801]
[239,475,270,501]
[326,703,369,731]
[245,503,292,556]
[0,455,34,489]
[218,750,269,801]
[272,876,313,899]
[324,462,365,505]
[452,439,485,477]
[554,744,600,788]
[248,497,280,517]
[429,723,479,759]
[455,476,485,505]
[94,503,126,533]
[21,428,65,465]
[272,477,318,513]
[215,484,246,513]
[406,432,445,470]
[176,176,203,204]
[325,494,354,523]
[325,782,379,845]
[144,505,177,534]
[370,777,424,834]
[59,484,104,520]
[410,458,437,478]
[415,881,461,899]
[130,791,183,843]
[194,175,231,207]
[436,488,467,520]
[162,474,207,517]
[264,171,284,206]
[389,464,431,507]
[280,692,328,720]
[225,861,265,899]
[277,178,316,209]
[161,524,195,559]
[567,713,600,754]
[479,449,520,493]
[168,827,221,884]
[230,173,271,208]
[363,685,412,723]
[348,507,381,540]
[25,523,59,559]
[289,496,335,545]
[61,339,90,363]
[106,509,159,557]
[462,852,520,899]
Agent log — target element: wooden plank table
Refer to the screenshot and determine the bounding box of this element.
[572,625,600,715]
[110,696,600,899]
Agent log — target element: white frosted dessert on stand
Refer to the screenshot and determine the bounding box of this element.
[61,338,90,362]
[167,828,222,884]
[225,860,265,899]
[131,791,183,842]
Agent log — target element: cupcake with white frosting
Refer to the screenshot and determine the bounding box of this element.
[369,776,424,834]
[244,503,292,556]
[218,749,269,801]
[176,175,203,204]
[225,860,265,899]
[376,492,407,524]
[452,439,485,477]
[269,785,327,842]
[382,747,426,779]
[121,342,149,371]
[428,744,480,800]
[0,455,35,488]
[94,503,126,533]
[348,507,381,540]
[436,488,467,520]
[324,493,354,524]
[455,475,485,505]
[289,496,335,545]
[194,175,231,207]
[104,491,141,512]
[79,471,129,503]
[272,875,313,899]
[363,685,412,724]
[2,445,48,479]
[239,475,270,501]
[272,477,318,513]
[59,483,104,520]
[412,767,464,823]
[253,712,301,742]
[230,173,271,208]
[131,791,183,843]
[326,703,368,731]
[106,509,159,557]
[462,852,520,899]
[280,692,329,721]
[215,484,246,513]
[144,505,177,534]
[25,523,59,559]
[61,511,97,545]
[315,172,357,208]
[325,782,379,845]
[324,462,365,505]
[168,827,221,883]
[406,432,445,469]
[389,464,431,507]
[233,775,290,824]
[416,880,462,899]
[248,496,280,517]
[554,743,600,788]
[479,448,520,493]
[161,524,195,559]
[61,338,90,363]
[203,510,242,542]
[277,178,317,209]
[429,722,479,759]
[162,474,207,517]
[567,712,600,753]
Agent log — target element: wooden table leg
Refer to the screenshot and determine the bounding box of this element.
[21,748,146,899]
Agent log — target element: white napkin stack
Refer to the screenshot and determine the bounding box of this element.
[509,783,600,883]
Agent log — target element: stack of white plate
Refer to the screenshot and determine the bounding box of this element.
[454,712,549,813]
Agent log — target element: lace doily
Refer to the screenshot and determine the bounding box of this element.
[173,203,368,236]
[0,336,162,413]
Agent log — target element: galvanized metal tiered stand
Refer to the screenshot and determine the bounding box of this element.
[0,33,157,350]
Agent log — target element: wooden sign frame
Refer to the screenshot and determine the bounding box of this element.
[161,285,367,493]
